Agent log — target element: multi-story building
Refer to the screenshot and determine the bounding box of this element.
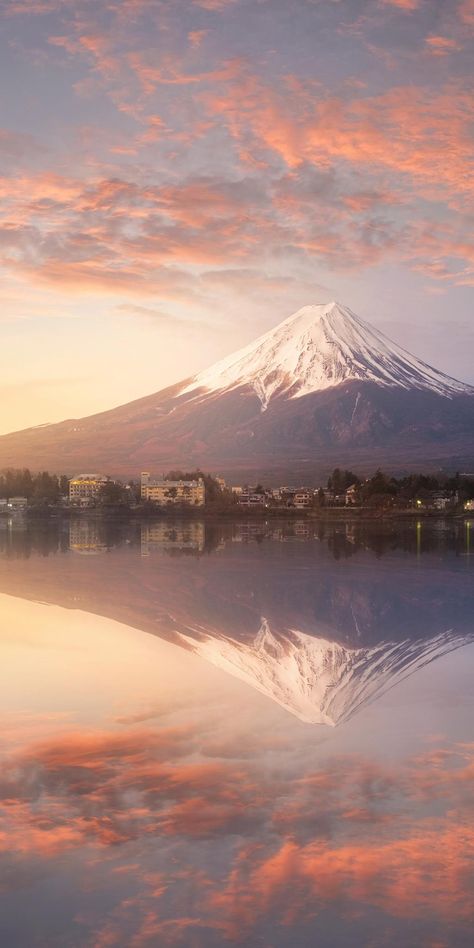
[69,474,108,506]
[293,490,312,509]
[140,472,205,507]
[237,487,267,507]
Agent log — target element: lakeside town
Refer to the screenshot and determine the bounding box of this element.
[1,466,474,517]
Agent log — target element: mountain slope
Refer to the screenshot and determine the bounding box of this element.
[177,618,471,725]
[1,301,473,478]
[183,302,473,405]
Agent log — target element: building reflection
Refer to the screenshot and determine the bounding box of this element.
[140,521,206,555]
[69,520,107,554]
[0,517,473,727]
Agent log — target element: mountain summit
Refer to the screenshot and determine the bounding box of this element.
[177,620,471,726]
[183,301,472,407]
[0,300,473,477]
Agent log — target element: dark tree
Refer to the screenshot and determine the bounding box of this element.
[327,468,360,493]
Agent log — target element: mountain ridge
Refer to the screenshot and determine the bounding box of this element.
[181,301,474,407]
[1,300,474,478]
[177,618,470,726]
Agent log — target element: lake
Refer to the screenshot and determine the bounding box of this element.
[0,517,473,947]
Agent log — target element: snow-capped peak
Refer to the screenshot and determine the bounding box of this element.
[176,618,471,726]
[181,301,472,409]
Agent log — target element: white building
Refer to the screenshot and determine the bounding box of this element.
[237,487,267,507]
[294,490,312,509]
[1,496,28,510]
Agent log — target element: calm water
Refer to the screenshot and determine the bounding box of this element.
[0,517,473,947]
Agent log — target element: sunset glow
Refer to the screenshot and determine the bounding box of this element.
[1,0,473,433]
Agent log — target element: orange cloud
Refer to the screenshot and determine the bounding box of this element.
[188,30,208,49]
[48,29,121,81]
[210,825,474,938]
[207,76,474,201]
[380,0,420,9]
[425,35,461,55]
[0,171,82,206]
[126,51,242,96]
[193,0,237,9]
[1,726,474,945]
[0,52,472,298]
[0,724,270,859]
[0,159,469,295]
[4,0,62,13]
[127,53,203,95]
[459,0,474,25]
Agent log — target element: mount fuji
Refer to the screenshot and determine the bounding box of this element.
[182,301,472,403]
[1,301,474,478]
[176,620,471,726]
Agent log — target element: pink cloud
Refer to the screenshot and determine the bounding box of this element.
[380,0,420,9]
[204,74,474,203]
[425,35,461,55]
[459,0,474,25]
[1,727,474,944]
[193,0,237,10]
[210,826,474,938]
[188,30,209,48]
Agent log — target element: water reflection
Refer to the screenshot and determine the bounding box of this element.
[0,518,473,726]
[2,720,474,946]
[140,521,206,555]
[0,518,473,946]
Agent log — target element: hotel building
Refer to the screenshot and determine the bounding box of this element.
[140,472,205,507]
[69,474,108,505]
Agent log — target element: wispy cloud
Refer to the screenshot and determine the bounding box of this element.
[0,0,473,421]
[1,724,473,945]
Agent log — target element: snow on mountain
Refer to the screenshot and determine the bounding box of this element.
[1,298,473,478]
[182,301,473,410]
[176,618,470,726]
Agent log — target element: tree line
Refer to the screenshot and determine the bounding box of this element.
[323,468,474,506]
[0,469,69,502]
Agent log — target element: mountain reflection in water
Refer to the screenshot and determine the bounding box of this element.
[0,518,473,947]
[1,517,473,726]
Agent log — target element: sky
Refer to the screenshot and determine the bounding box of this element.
[0,0,473,435]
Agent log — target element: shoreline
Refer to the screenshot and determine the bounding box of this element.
[4,505,471,523]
